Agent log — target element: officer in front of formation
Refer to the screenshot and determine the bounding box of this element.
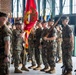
[61,16,74,75]
[44,18,57,74]
[0,12,11,75]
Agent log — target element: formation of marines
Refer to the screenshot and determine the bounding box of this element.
[0,12,74,75]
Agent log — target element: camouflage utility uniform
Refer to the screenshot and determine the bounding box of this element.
[56,27,62,63]
[41,28,49,70]
[34,28,42,68]
[13,29,24,69]
[62,25,73,74]
[28,32,36,67]
[46,27,57,73]
[0,25,11,75]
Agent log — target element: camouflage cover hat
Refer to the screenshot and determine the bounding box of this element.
[49,18,54,22]
[0,12,8,17]
[15,20,22,25]
[61,16,69,21]
[42,20,47,23]
[6,22,12,26]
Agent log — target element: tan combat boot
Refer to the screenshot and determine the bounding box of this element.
[40,66,48,71]
[65,71,72,75]
[57,58,62,63]
[44,67,50,72]
[49,68,55,74]
[21,66,29,71]
[30,65,37,69]
[14,68,22,73]
[46,67,55,74]
[33,65,42,70]
[28,65,33,69]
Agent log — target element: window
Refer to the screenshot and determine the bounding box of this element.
[12,0,17,18]
[18,0,23,17]
[72,0,76,13]
[12,0,23,18]
[40,0,43,16]
[62,0,70,14]
[55,0,60,15]
[46,0,52,15]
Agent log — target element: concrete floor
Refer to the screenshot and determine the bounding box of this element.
[10,57,76,75]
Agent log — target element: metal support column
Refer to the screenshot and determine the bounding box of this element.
[23,0,25,17]
[17,0,18,18]
[70,0,72,14]
[37,0,40,18]
[43,0,46,20]
[52,0,55,18]
[60,0,63,14]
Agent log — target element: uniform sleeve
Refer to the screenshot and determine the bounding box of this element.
[69,26,73,37]
[4,25,12,36]
[53,28,57,37]
[70,31,73,37]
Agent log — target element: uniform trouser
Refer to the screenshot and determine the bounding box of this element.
[13,50,22,68]
[31,48,36,66]
[0,53,9,75]
[62,44,72,71]
[20,50,27,66]
[35,46,42,66]
[47,42,57,68]
[42,46,49,68]
[56,42,62,59]
[28,48,32,61]
[28,46,36,66]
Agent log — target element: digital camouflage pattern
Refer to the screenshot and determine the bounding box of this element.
[62,25,73,71]
[0,25,11,75]
[34,28,42,66]
[28,32,36,66]
[46,27,57,68]
[41,28,49,68]
[56,28,62,61]
[12,29,24,68]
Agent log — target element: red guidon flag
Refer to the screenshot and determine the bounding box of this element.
[24,0,37,48]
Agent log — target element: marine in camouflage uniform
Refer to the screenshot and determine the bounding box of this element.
[20,31,29,72]
[28,27,36,69]
[20,44,29,71]
[13,21,28,73]
[61,16,74,75]
[0,12,11,75]
[56,25,62,63]
[34,21,43,70]
[6,22,13,64]
[40,21,50,72]
[44,19,57,74]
